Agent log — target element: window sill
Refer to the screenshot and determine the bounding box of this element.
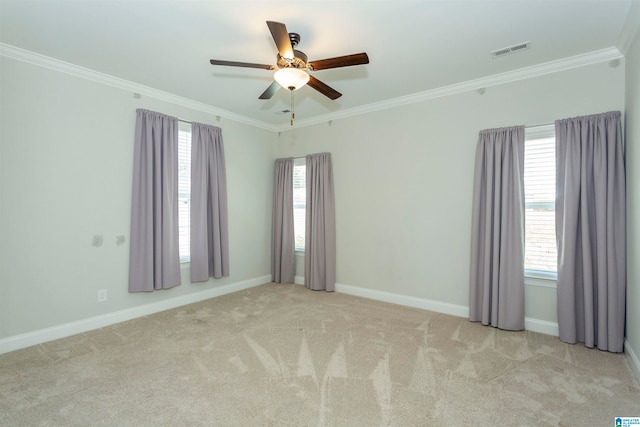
[525,275,557,288]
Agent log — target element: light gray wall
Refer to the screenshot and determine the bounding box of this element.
[277,61,625,325]
[0,47,631,348]
[624,21,640,373]
[0,57,276,340]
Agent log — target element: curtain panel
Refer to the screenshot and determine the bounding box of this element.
[469,125,525,331]
[128,109,181,292]
[190,123,230,282]
[555,111,626,353]
[305,153,336,291]
[272,158,296,283]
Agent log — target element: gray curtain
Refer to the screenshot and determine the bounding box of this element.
[190,122,229,282]
[555,111,626,353]
[272,158,295,283]
[305,153,336,291]
[469,126,525,330]
[128,109,181,292]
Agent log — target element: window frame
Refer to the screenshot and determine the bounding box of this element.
[293,157,306,252]
[524,124,557,284]
[178,121,191,263]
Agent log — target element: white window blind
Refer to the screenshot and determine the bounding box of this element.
[178,122,191,263]
[524,127,557,278]
[293,158,306,251]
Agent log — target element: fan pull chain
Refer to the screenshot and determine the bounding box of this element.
[289,86,295,126]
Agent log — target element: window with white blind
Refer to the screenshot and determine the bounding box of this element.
[178,122,191,263]
[524,125,557,279]
[293,158,306,251]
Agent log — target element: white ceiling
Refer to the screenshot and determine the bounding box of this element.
[0,0,635,129]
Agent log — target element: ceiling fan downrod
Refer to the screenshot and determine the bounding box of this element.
[289,33,300,48]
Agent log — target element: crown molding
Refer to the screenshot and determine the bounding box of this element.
[1,43,623,134]
[281,47,623,132]
[617,0,640,54]
[0,43,279,132]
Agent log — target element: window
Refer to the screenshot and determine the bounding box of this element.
[178,122,191,263]
[524,125,557,279]
[293,158,306,251]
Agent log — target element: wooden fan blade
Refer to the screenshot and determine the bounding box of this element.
[307,76,342,100]
[259,81,281,99]
[266,21,294,59]
[308,53,369,71]
[210,59,274,70]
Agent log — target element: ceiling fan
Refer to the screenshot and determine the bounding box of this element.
[209,21,369,101]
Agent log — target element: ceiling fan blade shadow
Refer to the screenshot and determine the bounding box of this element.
[308,53,369,71]
[307,76,342,100]
[266,21,294,59]
[259,81,281,99]
[210,59,274,70]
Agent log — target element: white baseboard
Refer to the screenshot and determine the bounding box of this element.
[625,339,640,385]
[524,317,559,336]
[0,275,271,355]
[335,282,470,318]
[334,282,560,336]
[294,275,305,285]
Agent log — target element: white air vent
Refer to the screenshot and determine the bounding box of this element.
[491,41,531,58]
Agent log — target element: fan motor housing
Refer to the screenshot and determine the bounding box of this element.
[277,50,308,69]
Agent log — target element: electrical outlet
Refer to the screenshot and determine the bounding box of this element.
[97,289,107,302]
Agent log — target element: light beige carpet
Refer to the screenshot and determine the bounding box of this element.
[1,283,639,426]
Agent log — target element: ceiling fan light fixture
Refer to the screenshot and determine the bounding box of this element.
[274,67,310,90]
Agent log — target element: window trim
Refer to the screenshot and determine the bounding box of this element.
[293,157,306,252]
[524,124,557,282]
[178,121,192,264]
[525,275,557,288]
